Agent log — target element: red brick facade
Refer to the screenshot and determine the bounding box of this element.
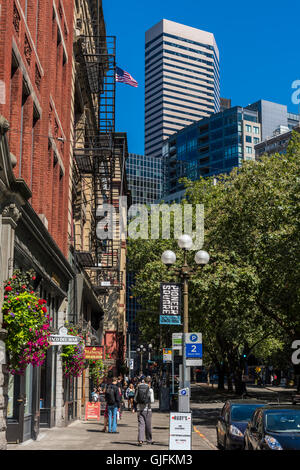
[0,0,74,256]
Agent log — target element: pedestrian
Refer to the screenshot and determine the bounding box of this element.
[91,387,99,402]
[134,377,154,446]
[126,382,136,411]
[104,377,121,433]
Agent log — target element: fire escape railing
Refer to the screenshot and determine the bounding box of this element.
[72,33,125,293]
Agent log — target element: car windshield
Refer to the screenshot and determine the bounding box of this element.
[231,404,265,422]
[265,410,300,433]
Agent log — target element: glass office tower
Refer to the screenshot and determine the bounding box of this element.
[162,106,261,202]
[126,153,163,205]
[145,19,220,159]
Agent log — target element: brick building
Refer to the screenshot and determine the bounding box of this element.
[0,0,129,447]
[0,0,74,255]
[0,0,76,445]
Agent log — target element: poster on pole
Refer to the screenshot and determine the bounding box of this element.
[163,348,172,363]
[160,283,181,325]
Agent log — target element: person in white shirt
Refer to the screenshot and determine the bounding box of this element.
[134,377,155,446]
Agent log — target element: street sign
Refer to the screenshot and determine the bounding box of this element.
[169,412,192,450]
[160,283,181,325]
[129,359,134,370]
[186,358,203,366]
[172,333,182,351]
[163,348,172,363]
[49,326,81,346]
[186,343,202,358]
[185,333,202,367]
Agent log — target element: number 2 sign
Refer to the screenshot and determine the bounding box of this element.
[185,333,202,359]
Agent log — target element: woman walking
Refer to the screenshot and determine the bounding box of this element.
[126,383,136,412]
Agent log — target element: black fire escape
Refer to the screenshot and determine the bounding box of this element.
[72,31,126,296]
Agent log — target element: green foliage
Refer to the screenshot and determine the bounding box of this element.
[61,325,85,378]
[127,132,300,377]
[2,270,51,374]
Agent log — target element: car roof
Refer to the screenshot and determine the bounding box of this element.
[261,405,300,411]
[226,400,268,405]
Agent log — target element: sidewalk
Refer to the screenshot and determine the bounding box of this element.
[7,401,213,451]
[191,382,297,403]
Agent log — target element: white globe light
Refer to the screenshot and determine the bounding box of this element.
[195,250,210,265]
[148,344,152,349]
[161,250,176,266]
[177,234,193,250]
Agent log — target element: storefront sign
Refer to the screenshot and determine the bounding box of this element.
[169,412,192,450]
[84,346,104,360]
[160,282,181,325]
[85,402,101,421]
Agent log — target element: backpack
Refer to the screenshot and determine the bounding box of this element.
[105,385,116,405]
[135,384,150,404]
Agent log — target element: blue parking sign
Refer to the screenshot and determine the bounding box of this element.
[186,343,202,358]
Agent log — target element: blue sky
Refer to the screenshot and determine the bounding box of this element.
[102,0,300,155]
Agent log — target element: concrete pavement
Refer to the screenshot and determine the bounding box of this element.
[7,400,216,451]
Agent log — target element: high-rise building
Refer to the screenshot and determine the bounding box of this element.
[125,153,163,368]
[162,105,261,202]
[161,99,299,203]
[145,19,220,159]
[126,153,163,205]
[246,100,300,140]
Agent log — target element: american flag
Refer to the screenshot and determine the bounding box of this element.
[115,66,138,88]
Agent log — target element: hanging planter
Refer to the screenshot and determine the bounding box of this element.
[88,358,109,387]
[61,325,85,378]
[2,269,51,375]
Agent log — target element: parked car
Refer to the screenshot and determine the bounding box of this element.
[216,400,268,450]
[244,405,300,450]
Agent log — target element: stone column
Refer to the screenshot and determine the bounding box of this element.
[55,297,68,427]
[0,203,21,450]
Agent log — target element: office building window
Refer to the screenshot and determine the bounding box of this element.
[253,126,260,134]
[245,124,252,133]
[246,146,252,154]
[246,136,252,143]
[254,137,260,144]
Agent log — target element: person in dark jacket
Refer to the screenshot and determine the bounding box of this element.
[105,377,121,433]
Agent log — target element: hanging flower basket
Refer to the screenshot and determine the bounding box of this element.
[88,358,108,387]
[2,269,51,375]
[61,325,85,378]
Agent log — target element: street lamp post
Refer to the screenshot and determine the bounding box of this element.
[137,345,146,375]
[161,235,209,409]
[148,343,152,373]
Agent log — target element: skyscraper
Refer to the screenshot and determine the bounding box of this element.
[145,19,220,159]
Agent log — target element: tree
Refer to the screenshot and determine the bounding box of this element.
[127,132,300,392]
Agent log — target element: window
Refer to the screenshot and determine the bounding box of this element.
[246,146,252,154]
[245,124,252,133]
[254,137,260,144]
[253,126,260,134]
[246,135,252,143]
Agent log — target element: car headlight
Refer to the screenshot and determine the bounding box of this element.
[265,435,283,450]
[229,425,244,437]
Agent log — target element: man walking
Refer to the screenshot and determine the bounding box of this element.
[105,377,120,433]
[134,377,154,446]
